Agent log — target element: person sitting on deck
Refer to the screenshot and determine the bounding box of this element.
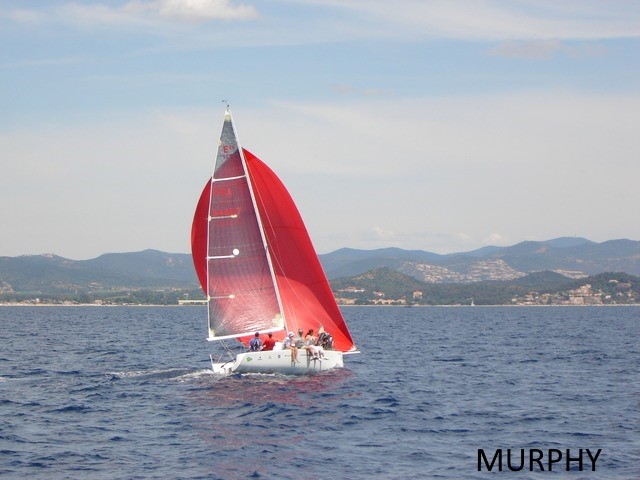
[262,332,276,351]
[283,331,299,363]
[294,328,305,348]
[304,328,316,345]
[304,329,325,360]
[249,332,262,351]
[316,327,334,350]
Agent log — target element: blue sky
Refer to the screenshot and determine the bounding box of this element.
[2,0,639,259]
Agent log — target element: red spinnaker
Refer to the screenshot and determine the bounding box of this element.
[191,179,210,294]
[244,149,354,352]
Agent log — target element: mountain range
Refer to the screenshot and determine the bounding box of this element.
[321,237,640,281]
[1,237,640,297]
[0,250,197,295]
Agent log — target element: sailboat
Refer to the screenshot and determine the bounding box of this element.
[191,108,357,374]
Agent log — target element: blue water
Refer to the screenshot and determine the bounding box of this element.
[1,306,638,479]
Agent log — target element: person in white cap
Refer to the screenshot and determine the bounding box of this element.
[282,331,299,363]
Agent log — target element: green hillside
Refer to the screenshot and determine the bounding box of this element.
[331,268,640,306]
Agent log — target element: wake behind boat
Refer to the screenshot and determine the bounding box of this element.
[191,107,358,375]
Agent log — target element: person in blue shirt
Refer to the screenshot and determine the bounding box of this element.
[249,332,262,351]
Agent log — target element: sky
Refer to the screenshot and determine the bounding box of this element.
[1,0,639,260]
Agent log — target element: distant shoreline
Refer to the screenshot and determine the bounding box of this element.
[2,303,639,308]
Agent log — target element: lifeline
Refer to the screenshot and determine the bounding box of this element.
[478,448,602,472]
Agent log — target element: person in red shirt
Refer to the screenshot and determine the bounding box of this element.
[262,332,276,351]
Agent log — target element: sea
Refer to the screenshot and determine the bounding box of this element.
[0,305,638,479]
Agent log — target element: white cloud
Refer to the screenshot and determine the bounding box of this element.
[489,39,608,59]
[484,233,507,245]
[372,226,396,240]
[123,0,258,22]
[3,8,44,24]
[2,0,257,29]
[293,0,640,40]
[3,0,639,41]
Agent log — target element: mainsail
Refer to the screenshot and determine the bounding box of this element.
[191,110,355,352]
[192,110,282,340]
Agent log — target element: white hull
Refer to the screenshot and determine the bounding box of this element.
[211,349,344,375]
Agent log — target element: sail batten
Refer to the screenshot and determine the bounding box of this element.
[212,174,246,182]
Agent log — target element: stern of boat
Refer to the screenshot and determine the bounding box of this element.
[210,355,236,375]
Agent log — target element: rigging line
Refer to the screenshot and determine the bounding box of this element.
[251,182,328,325]
[248,172,286,288]
[244,161,286,318]
[235,148,283,323]
[250,174,276,245]
[219,339,237,361]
